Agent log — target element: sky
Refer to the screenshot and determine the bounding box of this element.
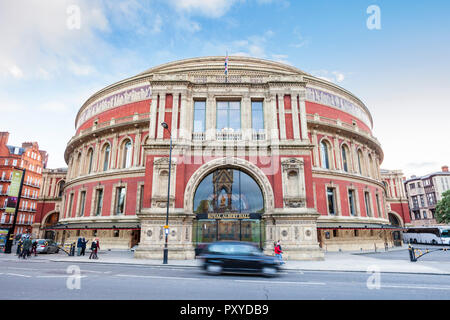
[0,0,449,178]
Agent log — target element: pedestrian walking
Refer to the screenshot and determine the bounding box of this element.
[80,238,88,256]
[274,240,284,265]
[76,237,82,256]
[89,240,98,259]
[21,237,32,259]
[16,239,23,257]
[31,239,37,256]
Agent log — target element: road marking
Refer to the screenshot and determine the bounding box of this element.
[381,284,450,291]
[36,275,88,278]
[115,274,200,281]
[6,273,31,278]
[234,280,326,286]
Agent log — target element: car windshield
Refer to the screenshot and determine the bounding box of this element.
[37,240,47,245]
[441,230,450,238]
[209,243,261,255]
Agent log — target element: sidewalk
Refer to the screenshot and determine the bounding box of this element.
[2,246,449,275]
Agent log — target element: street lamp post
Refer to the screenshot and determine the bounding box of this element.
[161,122,172,264]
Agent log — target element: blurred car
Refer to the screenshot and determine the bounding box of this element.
[35,239,60,254]
[198,241,280,277]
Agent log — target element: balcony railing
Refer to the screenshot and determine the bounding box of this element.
[216,130,242,141]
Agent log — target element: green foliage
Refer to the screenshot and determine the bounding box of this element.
[436,190,450,224]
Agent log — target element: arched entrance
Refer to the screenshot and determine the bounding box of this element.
[192,168,265,251]
[42,211,59,240]
[388,212,403,247]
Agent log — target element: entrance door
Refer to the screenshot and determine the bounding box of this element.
[217,220,240,241]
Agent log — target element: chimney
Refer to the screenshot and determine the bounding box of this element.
[0,132,9,146]
[443,165,449,172]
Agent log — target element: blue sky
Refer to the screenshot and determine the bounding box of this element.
[1,0,449,178]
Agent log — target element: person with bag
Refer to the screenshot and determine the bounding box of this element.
[274,240,285,265]
[89,240,98,259]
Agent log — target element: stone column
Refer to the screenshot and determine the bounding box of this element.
[277,94,286,140]
[156,92,166,139]
[172,92,179,140]
[312,130,319,167]
[242,93,251,140]
[133,129,141,167]
[149,93,158,140]
[205,92,215,140]
[291,93,300,140]
[334,136,341,170]
[298,90,308,141]
[269,93,279,141]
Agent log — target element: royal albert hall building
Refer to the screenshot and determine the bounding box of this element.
[53,56,401,260]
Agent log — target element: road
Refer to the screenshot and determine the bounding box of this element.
[0,258,449,300]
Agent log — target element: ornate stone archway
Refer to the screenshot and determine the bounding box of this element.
[184,157,275,215]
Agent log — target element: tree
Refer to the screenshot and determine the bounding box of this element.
[435,190,450,224]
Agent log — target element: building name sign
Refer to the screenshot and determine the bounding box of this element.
[77,84,152,129]
[306,87,371,128]
[196,213,262,220]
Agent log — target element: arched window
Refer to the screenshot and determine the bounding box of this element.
[357,149,364,175]
[87,148,94,174]
[122,140,132,168]
[341,144,350,172]
[193,168,264,214]
[320,140,331,169]
[102,144,110,171]
[58,180,65,198]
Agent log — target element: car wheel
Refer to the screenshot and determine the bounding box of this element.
[432,240,437,245]
[262,266,277,277]
[206,264,222,275]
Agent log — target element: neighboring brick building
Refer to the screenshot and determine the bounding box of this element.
[380,169,411,227]
[51,56,407,259]
[0,132,48,236]
[33,168,67,239]
[404,166,450,226]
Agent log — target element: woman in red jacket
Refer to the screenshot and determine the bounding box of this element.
[274,240,285,265]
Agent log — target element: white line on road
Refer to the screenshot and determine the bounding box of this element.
[381,284,450,291]
[5,273,32,278]
[233,280,326,286]
[36,275,88,278]
[115,274,200,281]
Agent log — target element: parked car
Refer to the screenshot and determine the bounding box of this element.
[198,241,280,277]
[36,239,60,254]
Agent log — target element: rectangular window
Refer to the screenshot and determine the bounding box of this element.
[79,191,86,217]
[420,195,425,207]
[348,189,356,216]
[251,101,264,131]
[217,101,241,131]
[193,100,206,133]
[327,187,336,215]
[95,189,103,216]
[12,160,17,166]
[115,187,126,215]
[364,192,372,217]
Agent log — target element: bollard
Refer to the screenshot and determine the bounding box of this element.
[408,245,417,262]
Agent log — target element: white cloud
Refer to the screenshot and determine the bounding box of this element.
[311,70,346,84]
[168,0,240,18]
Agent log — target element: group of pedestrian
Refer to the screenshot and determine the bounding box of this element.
[76,237,100,259]
[16,236,38,259]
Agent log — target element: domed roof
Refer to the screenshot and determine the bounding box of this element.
[136,56,311,77]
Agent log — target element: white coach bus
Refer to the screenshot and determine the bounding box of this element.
[402,226,450,245]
